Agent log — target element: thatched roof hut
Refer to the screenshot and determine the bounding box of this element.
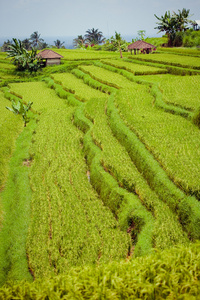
[128,40,156,54]
[37,50,63,66]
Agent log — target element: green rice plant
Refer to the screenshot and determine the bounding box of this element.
[158,47,200,57]
[0,63,15,70]
[151,83,193,119]
[107,93,200,239]
[67,65,197,247]
[52,73,109,102]
[0,92,23,193]
[43,77,81,106]
[0,116,37,285]
[1,242,200,299]
[92,61,195,120]
[127,57,200,75]
[100,58,167,75]
[114,85,200,200]
[72,68,115,94]
[9,82,68,112]
[52,49,125,61]
[83,96,188,250]
[8,81,130,279]
[74,103,154,257]
[136,74,200,112]
[27,105,130,278]
[78,64,131,89]
[157,75,200,111]
[80,64,200,201]
[193,107,200,128]
[128,52,200,69]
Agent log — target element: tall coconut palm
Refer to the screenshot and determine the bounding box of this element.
[29,31,44,48]
[54,39,65,49]
[84,28,105,45]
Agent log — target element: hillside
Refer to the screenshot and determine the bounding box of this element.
[0,48,200,298]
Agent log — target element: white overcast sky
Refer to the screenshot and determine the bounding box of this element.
[0,0,199,40]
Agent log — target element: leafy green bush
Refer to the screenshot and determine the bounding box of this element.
[183,30,200,47]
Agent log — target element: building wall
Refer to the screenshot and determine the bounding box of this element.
[46,58,61,65]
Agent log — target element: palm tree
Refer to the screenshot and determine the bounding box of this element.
[154,9,193,46]
[22,38,32,50]
[84,28,105,45]
[73,35,85,48]
[29,31,44,48]
[54,39,65,49]
[154,11,177,46]
[173,8,193,32]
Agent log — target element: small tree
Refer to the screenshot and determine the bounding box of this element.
[137,30,146,40]
[1,40,12,52]
[73,35,86,48]
[6,99,33,127]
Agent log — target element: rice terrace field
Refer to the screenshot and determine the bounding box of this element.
[1,48,200,298]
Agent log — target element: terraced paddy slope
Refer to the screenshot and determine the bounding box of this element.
[1,48,200,298]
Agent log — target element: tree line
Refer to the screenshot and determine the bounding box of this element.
[1,31,65,52]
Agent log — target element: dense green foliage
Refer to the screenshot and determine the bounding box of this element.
[154,8,193,46]
[6,39,41,72]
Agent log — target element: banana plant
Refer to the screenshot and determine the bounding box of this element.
[7,38,41,72]
[6,99,33,127]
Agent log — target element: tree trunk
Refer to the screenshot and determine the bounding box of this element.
[119,42,123,58]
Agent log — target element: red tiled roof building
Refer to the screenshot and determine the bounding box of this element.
[128,40,156,54]
[37,50,63,66]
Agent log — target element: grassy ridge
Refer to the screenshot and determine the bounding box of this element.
[128,52,200,69]
[0,91,23,227]
[52,73,109,102]
[101,58,167,75]
[0,92,23,192]
[0,116,36,285]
